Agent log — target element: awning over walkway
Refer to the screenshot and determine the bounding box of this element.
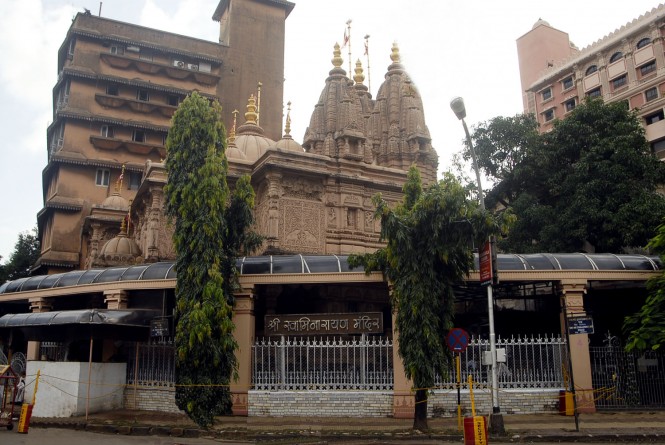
[0,309,160,341]
[0,254,660,296]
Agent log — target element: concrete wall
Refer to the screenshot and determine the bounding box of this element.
[248,391,393,417]
[122,386,181,413]
[26,361,126,417]
[428,388,560,417]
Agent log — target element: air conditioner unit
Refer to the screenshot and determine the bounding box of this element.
[126,45,140,52]
[187,63,199,71]
[173,60,185,68]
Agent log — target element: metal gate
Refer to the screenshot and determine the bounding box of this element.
[590,346,665,409]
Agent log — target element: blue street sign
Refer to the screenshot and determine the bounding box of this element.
[447,328,470,352]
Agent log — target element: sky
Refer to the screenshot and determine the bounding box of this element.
[0,0,661,261]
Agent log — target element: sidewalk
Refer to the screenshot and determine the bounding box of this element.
[30,409,665,442]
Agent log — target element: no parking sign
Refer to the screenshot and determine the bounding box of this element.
[447,328,470,353]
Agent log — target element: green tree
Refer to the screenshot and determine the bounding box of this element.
[349,166,508,431]
[624,219,665,351]
[469,98,665,253]
[164,92,261,427]
[0,227,40,283]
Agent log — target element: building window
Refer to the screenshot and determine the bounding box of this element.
[166,95,179,106]
[110,45,125,55]
[646,110,665,125]
[68,38,76,56]
[139,51,153,62]
[612,75,627,90]
[132,130,146,143]
[585,65,598,76]
[653,139,665,156]
[562,76,574,90]
[637,37,652,49]
[541,87,552,101]
[96,169,110,187]
[543,108,555,122]
[106,84,119,96]
[100,125,114,138]
[128,171,141,190]
[646,87,659,102]
[587,87,601,98]
[640,61,656,76]
[136,89,149,102]
[609,52,623,63]
[564,98,576,112]
[162,133,168,146]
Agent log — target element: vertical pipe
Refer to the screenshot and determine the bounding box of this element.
[133,343,139,408]
[86,337,93,421]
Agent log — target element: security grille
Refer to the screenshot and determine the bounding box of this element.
[252,336,393,391]
[435,334,568,390]
[126,340,175,387]
[591,346,665,409]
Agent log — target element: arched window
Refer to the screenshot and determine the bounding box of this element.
[637,37,651,49]
[585,65,598,76]
[609,52,623,63]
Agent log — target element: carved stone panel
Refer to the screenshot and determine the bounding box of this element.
[280,198,324,253]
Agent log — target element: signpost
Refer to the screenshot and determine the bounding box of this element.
[447,328,470,431]
[568,317,594,335]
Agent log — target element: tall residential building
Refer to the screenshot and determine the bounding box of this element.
[36,1,292,274]
[516,5,665,158]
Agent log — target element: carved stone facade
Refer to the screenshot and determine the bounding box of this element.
[81,43,439,264]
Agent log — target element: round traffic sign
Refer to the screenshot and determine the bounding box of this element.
[447,328,470,352]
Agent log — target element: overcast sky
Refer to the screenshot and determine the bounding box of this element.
[0,0,661,261]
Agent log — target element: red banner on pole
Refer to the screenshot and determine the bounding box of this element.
[479,240,493,286]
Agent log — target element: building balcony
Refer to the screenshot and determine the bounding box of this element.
[95,93,177,118]
[90,135,166,158]
[646,118,665,143]
[100,52,219,86]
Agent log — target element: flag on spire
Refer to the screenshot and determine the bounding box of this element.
[342,27,349,48]
[364,39,368,56]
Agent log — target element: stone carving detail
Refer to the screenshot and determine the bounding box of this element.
[280,199,323,253]
[282,177,323,201]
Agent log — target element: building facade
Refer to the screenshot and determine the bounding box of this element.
[516,5,665,159]
[37,0,292,274]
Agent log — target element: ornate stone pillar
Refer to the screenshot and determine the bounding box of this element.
[27,298,52,360]
[391,309,414,418]
[231,285,256,416]
[559,279,595,413]
[146,186,163,261]
[104,289,129,309]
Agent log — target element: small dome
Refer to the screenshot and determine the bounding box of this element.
[226,141,247,160]
[532,18,550,29]
[275,101,303,152]
[99,232,141,258]
[101,191,129,210]
[234,94,275,162]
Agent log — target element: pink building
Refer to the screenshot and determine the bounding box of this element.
[517,6,665,158]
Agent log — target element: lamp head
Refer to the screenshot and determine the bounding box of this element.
[450,96,466,120]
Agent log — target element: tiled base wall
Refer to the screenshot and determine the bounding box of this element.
[249,391,393,417]
[428,388,561,416]
[123,386,183,414]
[120,387,560,417]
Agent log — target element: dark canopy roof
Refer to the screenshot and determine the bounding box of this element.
[0,253,659,295]
[0,309,160,341]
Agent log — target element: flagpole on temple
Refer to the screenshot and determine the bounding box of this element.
[346,19,352,75]
[364,34,371,96]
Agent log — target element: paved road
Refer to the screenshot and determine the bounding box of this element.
[0,427,248,445]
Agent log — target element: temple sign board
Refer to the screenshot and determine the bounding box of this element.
[265,312,383,336]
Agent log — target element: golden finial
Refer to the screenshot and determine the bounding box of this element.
[229,109,239,142]
[115,164,125,193]
[390,41,400,64]
[332,43,343,68]
[284,101,292,136]
[353,59,365,85]
[120,216,127,235]
[244,94,258,124]
[256,82,262,126]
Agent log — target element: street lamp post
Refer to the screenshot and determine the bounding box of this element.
[450,97,504,434]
